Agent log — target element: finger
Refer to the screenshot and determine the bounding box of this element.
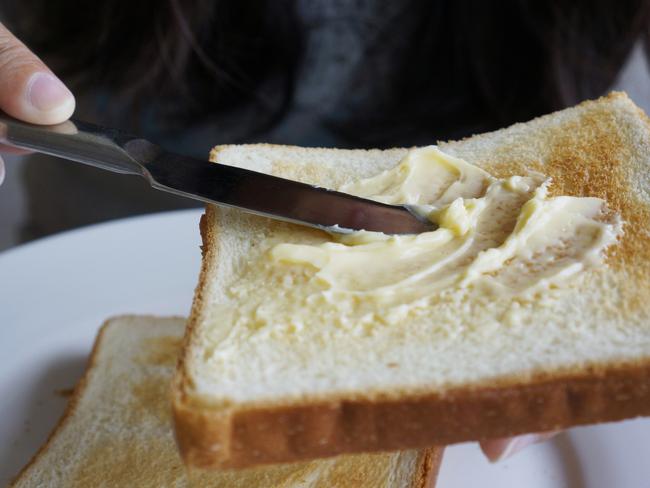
[0,22,75,124]
[480,431,558,462]
[0,154,5,185]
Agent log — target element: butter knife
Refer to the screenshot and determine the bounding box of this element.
[0,113,433,234]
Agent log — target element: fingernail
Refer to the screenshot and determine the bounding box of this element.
[491,434,540,462]
[26,72,74,113]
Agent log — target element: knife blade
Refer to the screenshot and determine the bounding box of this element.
[0,113,434,234]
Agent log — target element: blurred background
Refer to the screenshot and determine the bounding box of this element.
[1,1,650,252]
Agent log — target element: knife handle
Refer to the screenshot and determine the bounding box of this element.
[0,111,146,175]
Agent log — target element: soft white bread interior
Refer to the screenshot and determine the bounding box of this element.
[174,92,650,469]
[12,316,440,487]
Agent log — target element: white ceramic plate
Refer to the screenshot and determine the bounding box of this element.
[1,209,648,487]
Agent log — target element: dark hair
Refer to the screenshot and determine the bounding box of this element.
[5,0,650,146]
[5,0,301,138]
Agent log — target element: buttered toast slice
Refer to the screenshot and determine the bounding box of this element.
[12,316,440,487]
[174,92,650,469]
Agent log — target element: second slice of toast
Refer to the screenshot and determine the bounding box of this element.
[12,316,440,487]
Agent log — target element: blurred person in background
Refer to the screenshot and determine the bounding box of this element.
[0,0,647,461]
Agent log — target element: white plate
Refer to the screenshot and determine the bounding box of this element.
[1,209,648,487]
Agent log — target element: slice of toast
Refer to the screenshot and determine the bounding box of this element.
[173,92,650,469]
[12,316,441,487]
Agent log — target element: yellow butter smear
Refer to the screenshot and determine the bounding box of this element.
[269,146,621,305]
[214,146,622,343]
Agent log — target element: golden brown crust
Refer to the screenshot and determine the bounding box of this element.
[172,205,228,465]
[413,448,444,488]
[10,315,182,486]
[172,207,218,413]
[174,358,650,469]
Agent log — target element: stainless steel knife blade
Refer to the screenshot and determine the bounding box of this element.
[0,113,434,234]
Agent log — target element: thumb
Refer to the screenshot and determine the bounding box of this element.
[0,22,75,124]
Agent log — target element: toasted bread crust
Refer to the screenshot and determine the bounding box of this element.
[414,448,442,488]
